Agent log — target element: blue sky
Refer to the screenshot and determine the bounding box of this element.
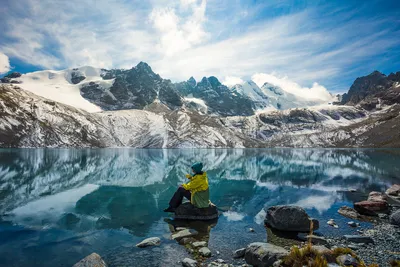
[0,0,400,94]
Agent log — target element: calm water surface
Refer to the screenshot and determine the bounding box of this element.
[0,148,400,266]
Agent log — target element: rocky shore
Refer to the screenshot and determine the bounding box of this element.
[73,184,400,267]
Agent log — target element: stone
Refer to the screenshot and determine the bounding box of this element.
[338,206,361,220]
[172,229,199,240]
[312,245,331,255]
[327,219,338,228]
[199,247,212,257]
[176,227,188,231]
[216,259,225,263]
[182,258,197,267]
[73,253,107,267]
[192,241,207,248]
[354,200,388,216]
[249,228,255,232]
[390,209,400,226]
[233,248,246,258]
[264,205,319,232]
[174,202,219,220]
[136,237,161,248]
[348,221,358,227]
[386,184,400,196]
[336,254,359,267]
[344,235,374,244]
[305,235,328,245]
[179,237,193,245]
[244,242,288,267]
[368,191,388,202]
[272,260,282,267]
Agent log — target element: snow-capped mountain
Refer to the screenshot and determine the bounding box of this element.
[230,81,332,111]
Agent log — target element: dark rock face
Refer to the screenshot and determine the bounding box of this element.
[174,202,219,220]
[265,205,319,232]
[71,70,86,84]
[341,71,400,106]
[244,242,288,267]
[80,62,182,110]
[175,76,255,116]
[1,72,22,83]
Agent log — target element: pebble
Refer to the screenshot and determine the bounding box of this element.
[327,219,339,228]
[348,221,358,227]
[249,228,255,232]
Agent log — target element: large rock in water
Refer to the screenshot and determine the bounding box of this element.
[264,205,319,232]
[73,253,107,267]
[354,200,388,216]
[244,242,288,267]
[174,202,219,220]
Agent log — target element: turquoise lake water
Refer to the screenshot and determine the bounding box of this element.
[0,148,399,266]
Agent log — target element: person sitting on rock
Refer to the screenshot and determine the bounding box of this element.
[164,162,210,212]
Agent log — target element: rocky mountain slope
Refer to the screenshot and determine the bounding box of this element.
[2,83,394,148]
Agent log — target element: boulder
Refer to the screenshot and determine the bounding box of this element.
[172,229,199,241]
[174,202,219,220]
[386,184,400,196]
[182,258,197,267]
[136,237,161,248]
[244,242,288,267]
[390,209,400,226]
[354,200,388,216]
[233,248,246,258]
[368,191,388,202]
[312,245,331,255]
[338,206,360,220]
[344,235,373,244]
[73,253,107,267]
[199,247,212,257]
[336,254,359,267]
[264,205,319,232]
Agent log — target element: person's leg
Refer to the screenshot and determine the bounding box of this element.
[165,186,191,212]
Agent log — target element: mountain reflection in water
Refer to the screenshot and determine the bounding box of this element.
[0,148,399,266]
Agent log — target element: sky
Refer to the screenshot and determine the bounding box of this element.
[0,0,400,95]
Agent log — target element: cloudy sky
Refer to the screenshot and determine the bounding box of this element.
[0,0,399,94]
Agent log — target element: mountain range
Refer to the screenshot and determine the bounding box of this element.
[0,62,399,148]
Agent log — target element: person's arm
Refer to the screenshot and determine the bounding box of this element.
[182,175,202,191]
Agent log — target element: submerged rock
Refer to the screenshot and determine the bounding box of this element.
[174,202,219,220]
[73,253,107,267]
[245,242,288,267]
[264,205,319,232]
[390,209,400,226]
[182,258,197,267]
[136,237,161,248]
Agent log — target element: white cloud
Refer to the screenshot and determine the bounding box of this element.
[222,76,244,87]
[149,0,208,56]
[292,194,337,214]
[252,72,333,101]
[0,52,10,74]
[0,0,399,92]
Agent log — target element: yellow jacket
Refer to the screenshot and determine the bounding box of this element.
[182,172,210,208]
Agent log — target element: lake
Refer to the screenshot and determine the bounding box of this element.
[0,148,399,266]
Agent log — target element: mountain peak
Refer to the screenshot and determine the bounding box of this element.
[136,61,153,72]
[188,76,196,87]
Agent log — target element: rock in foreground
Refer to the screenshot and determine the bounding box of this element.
[386,184,400,197]
[73,253,107,267]
[245,242,288,267]
[182,258,197,267]
[265,205,319,232]
[174,202,219,220]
